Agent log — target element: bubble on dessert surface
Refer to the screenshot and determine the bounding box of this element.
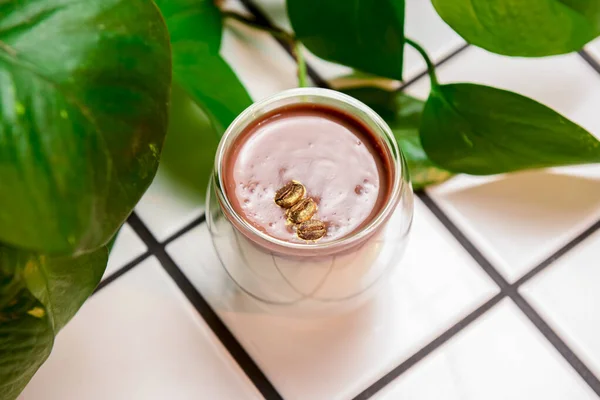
[355,185,365,195]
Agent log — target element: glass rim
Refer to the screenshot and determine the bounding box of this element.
[213,87,406,253]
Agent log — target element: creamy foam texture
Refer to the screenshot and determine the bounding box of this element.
[223,104,392,244]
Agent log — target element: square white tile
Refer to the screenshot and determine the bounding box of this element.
[405,47,600,282]
[521,228,600,378]
[103,223,147,279]
[167,199,497,400]
[250,0,465,82]
[20,258,262,400]
[374,299,596,400]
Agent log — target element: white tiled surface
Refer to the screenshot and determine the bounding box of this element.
[522,229,600,377]
[374,300,596,400]
[21,258,262,400]
[166,200,497,400]
[19,1,600,399]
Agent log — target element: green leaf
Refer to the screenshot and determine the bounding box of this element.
[342,87,453,189]
[287,0,406,80]
[0,244,107,400]
[155,0,253,133]
[420,83,600,175]
[0,0,172,254]
[432,0,600,56]
[160,84,219,200]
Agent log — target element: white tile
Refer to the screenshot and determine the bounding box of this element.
[135,167,205,242]
[167,199,497,400]
[103,223,147,279]
[522,228,600,377]
[375,299,596,400]
[20,258,262,400]
[251,0,464,82]
[407,47,600,281]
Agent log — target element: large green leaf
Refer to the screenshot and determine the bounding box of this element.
[160,84,219,199]
[420,83,600,175]
[0,244,107,400]
[287,0,406,80]
[0,0,172,254]
[432,0,600,56]
[342,87,452,189]
[155,0,253,133]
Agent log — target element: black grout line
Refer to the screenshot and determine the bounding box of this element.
[417,191,600,395]
[93,251,152,295]
[514,217,600,288]
[416,192,509,289]
[353,293,505,400]
[579,49,600,75]
[127,212,283,400]
[163,214,206,246]
[234,2,600,398]
[509,290,600,394]
[94,214,208,294]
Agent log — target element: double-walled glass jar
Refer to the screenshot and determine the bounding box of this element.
[206,88,414,315]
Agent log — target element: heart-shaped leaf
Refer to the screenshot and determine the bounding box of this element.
[0,244,107,400]
[420,83,600,174]
[156,0,253,133]
[0,0,172,254]
[432,0,600,56]
[342,87,453,189]
[287,0,406,80]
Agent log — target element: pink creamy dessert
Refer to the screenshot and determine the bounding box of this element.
[223,104,393,244]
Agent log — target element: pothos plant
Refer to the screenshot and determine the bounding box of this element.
[1,0,599,398]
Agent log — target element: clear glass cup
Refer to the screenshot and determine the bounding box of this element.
[206,88,414,316]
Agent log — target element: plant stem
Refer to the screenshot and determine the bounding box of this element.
[294,42,308,88]
[405,38,439,87]
[222,11,308,88]
[222,11,295,43]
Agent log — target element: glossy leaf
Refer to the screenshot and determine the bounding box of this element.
[160,85,219,200]
[432,0,600,56]
[420,83,600,175]
[0,0,172,254]
[287,0,406,80]
[0,244,107,400]
[342,87,452,189]
[156,0,253,133]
